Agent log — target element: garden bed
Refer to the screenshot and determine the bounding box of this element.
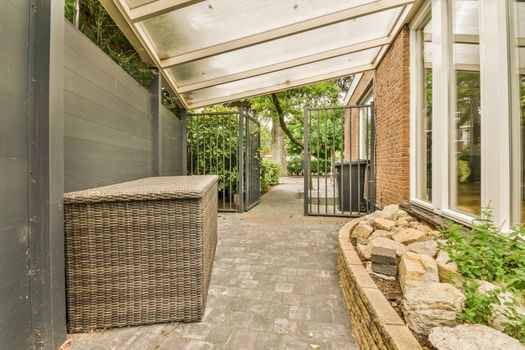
[338,205,525,350]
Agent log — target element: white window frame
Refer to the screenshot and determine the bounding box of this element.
[509,1,523,226]
[409,1,433,210]
[359,89,374,160]
[409,0,512,229]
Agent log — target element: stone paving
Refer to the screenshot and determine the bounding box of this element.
[70,177,359,350]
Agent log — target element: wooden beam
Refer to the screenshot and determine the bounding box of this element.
[178,37,390,93]
[161,0,415,67]
[130,0,204,22]
[186,64,376,109]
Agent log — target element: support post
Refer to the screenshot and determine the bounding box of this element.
[369,102,376,212]
[28,0,66,348]
[303,106,310,216]
[151,72,161,176]
[238,111,245,213]
[181,108,188,175]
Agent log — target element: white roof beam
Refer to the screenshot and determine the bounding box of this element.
[185,63,376,109]
[373,4,412,66]
[130,0,205,23]
[161,0,415,67]
[178,37,390,93]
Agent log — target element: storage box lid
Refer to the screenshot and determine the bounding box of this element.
[64,176,218,204]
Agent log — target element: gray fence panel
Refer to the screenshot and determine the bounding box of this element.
[63,21,153,192]
[0,1,32,349]
[160,106,183,176]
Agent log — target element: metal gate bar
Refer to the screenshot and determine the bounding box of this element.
[244,113,262,211]
[186,110,261,213]
[303,104,376,217]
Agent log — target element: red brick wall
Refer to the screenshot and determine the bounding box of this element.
[347,26,411,207]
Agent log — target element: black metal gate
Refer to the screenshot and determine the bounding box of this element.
[186,111,261,212]
[303,104,376,217]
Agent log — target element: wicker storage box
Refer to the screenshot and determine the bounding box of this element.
[64,176,218,332]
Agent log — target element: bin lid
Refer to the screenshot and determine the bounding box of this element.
[334,159,370,166]
[64,175,218,204]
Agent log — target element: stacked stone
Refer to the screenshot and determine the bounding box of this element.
[371,246,397,277]
[340,205,525,349]
[345,205,465,338]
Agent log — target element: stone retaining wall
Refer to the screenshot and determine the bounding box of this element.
[337,225,422,350]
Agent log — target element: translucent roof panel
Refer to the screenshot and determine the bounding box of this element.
[177,47,381,106]
[126,0,156,10]
[170,8,402,87]
[107,0,415,108]
[138,0,373,59]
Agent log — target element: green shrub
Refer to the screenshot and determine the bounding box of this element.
[260,159,280,192]
[440,210,525,289]
[287,157,303,176]
[287,156,334,176]
[439,210,525,342]
[457,280,499,325]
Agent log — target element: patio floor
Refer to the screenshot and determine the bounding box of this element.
[69,177,358,350]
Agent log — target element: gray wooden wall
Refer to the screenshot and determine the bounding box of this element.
[160,105,183,176]
[63,21,183,192]
[0,1,33,349]
[0,11,184,348]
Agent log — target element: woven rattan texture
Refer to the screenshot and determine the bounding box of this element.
[64,175,217,204]
[64,177,218,332]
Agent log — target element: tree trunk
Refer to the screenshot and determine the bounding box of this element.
[271,117,288,177]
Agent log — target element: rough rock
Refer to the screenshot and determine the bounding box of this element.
[435,250,459,283]
[363,237,408,260]
[390,226,403,234]
[429,324,525,350]
[352,223,374,245]
[356,243,367,259]
[401,215,416,222]
[365,262,396,281]
[371,246,397,266]
[398,208,408,215]
[365,229,393,243]
[372,262,397,276]
[373,218,397,231]
[428,230,442,239]
[403,282,465,336]
[398,252,439,293]
[392,228,428,245]
[413,223,433,234]
[407,240,438,257]
[396,218,411,228]
[341,217,366,239]
[435,250,452,265]
[477,280,525,332]
[379,204,400,220]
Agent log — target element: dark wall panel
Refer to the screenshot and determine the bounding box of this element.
[160,106,183,176]
[0,1,32,349]
[63,21,153,192]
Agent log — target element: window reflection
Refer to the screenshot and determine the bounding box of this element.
[450,0,481,216]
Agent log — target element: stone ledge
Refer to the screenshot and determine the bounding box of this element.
[337,223,422,350]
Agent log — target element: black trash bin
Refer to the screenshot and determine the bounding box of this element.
[335,160,369,212]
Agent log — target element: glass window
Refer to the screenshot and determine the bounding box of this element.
[450,0,481,216]
[512,0,525,222]
[416,17,433,202]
